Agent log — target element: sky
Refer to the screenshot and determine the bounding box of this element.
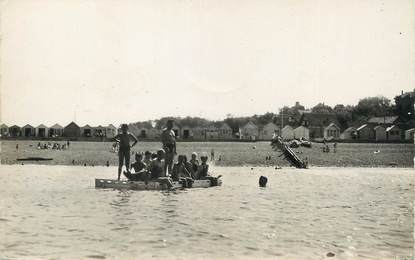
[1,0,414,126]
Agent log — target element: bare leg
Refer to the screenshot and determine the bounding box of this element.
[118,151,123,180]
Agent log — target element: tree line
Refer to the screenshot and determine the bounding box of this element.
[132,94,413,132]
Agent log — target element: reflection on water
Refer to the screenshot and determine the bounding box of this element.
[0,165,414,259]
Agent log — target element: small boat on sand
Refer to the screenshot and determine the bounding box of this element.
[17,157,53,161]
[95,177,222,191]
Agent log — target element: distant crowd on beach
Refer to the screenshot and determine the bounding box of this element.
[34,141,70,151]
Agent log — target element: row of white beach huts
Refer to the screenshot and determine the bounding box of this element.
[0,121,328,141]
[1,119,414,141]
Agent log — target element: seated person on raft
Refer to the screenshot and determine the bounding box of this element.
[189,152,200,179]
[148,149,173,188]
[197,155,210,179]
[124,152,149,181]
[172,155,194,188]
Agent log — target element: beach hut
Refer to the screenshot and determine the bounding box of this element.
[357,124,375,141]
[241,122,259,141]
[298,112,340,139]
[81,124,93,137]
[126,124,139,137]
[340,127,357,140]
[63,122,81,137]
[35,124,49,138]
[49,124,63,137]
[261,122,280,140]
[192,126,206,140]
[386,125,402,141]
[374,125,386,141]
[281,125,294,140]
[172,123,180,138]
[147,128,160,140]
[205,125,220,140]
[405,128,415,141]
[293,126,310,140]
[9,125,21,137]
[92,125,106,137]
[0,123,9,137]
[218,122,233,140]
[22,124,35,137]
[136,127,151,138]
[324,123,340,140]
[181,125,193,139]
[105,124,117,139]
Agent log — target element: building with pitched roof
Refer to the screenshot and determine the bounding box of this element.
[35,124,49,137]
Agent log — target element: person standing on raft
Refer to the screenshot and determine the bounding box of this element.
[114,124,138,180]
[161,119,176,175]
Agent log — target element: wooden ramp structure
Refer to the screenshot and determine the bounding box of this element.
[271,136,308,168]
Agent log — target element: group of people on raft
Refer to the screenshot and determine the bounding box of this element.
[113,120,213,188]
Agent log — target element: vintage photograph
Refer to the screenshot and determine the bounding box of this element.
[0,0,414,259]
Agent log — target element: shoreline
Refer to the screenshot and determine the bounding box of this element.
[1,163,413,170]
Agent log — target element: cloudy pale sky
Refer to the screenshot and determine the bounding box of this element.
[1,0,414,126]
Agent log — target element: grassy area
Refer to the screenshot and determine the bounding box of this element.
[1,140,414,167]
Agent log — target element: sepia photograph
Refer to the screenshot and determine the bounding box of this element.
[0,0,414,259]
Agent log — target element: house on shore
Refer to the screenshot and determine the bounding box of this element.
[293,126,309,140]
[181,125,193,139]
[357,124,374,141]
[386,125,402,141]
[35,124,49,138]
[192,126,206,140]
[260,122,280,140]
[281,125,294,140]
[405,128,415,141]
[105,124,117,139]
[93,125,106,137]
[340,127,357,140]
[49,124,63,137]
[324,123,340,140]
[81,124,93,137]
[374,125,386,141]
[218,123,233,140]
[126,124,140,137]
[298,112,340,139]
[22,124,35,137]
[205,125,220,140]
[64,122,81,138]
[9,125,21,137]
[241,122,259,140]
[0,124,9,136]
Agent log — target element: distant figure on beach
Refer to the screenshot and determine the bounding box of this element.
[16,144,19,150]
[161,120,176,175]
[67,140,70,148]
[114,124,138,180]
[333,142,337,153]
[211,149,215,161]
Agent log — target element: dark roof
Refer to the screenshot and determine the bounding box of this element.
[64,122,80,129]
[299,113,340,128]
[367,116,398,124]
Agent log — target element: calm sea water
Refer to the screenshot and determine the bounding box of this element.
[0,165,413,259]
